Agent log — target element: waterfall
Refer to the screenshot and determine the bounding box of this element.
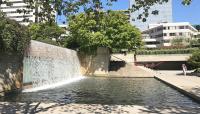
[23,40,84,92]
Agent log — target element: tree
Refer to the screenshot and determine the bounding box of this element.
[189,38,200,48]
[188,50,200,69]
[0,11,30,55]
[171,38,184,46]
[0,0,192,23]
[194,25,200,31]
[65,11,142,52]
[28,23,65,46]
[171,37,192,47]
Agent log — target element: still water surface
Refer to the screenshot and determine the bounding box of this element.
[1,78,200,107]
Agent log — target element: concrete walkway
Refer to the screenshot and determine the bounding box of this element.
[109,63,154,78]
[153,70,200,103]
[0,102,199,114]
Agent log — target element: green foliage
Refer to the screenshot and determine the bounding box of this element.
[171,38,184,46]
[195,68,200,73]
[65,11,142,52]
[188,50,200,69]
[171,37,197,47]
[1,0,191,23]
[193,25,200,31]
[137,48,198,55]
[189,38,200,48]
[28,23,65,46]
[0,12,30,55]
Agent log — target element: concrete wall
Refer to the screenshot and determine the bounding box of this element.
[0,53,23,96]
[79,47,110,76]
[137,61,192,70]
[110,54,135,63]
[23,40,82,89]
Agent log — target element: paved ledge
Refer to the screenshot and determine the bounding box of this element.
[137,54,191,62]
[155,75,200,103]
[0,102,199,114]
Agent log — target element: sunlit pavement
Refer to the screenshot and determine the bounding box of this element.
[0,102,199,114]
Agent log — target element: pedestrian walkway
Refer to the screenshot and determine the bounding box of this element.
[0,102,199,114]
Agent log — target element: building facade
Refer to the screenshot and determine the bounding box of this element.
[142,22,198,48]
[129,0,173,31]
[0,0,36,25]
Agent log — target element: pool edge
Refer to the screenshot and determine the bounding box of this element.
[154,76,200,104]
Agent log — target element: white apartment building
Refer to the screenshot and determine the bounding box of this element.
[0,0,36,25]
[142,22,198,48]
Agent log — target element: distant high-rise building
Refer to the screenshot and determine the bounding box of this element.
[0,0,36,25]
[129,0,173,31]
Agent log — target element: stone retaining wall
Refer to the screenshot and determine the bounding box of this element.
[0,53,23,96]
[79,47,110,76]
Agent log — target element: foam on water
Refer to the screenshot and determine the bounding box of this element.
[23,76,85,92]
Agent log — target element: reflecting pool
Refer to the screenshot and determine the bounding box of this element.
[1,78,200,107]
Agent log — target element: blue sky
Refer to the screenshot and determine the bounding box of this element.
[57,0,200,25]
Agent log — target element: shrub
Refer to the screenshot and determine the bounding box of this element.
[171,38,184,46]
[195,68,200,73]
[188,50,200,69]
[0,12,30,55]
[28,23,65,47]
[137,48,198,55]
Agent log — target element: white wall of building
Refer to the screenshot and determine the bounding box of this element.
[142,22,198,48]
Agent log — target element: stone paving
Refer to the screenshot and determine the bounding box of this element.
[0,102,199,114]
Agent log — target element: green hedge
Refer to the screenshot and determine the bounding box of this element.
[137,48,198,55]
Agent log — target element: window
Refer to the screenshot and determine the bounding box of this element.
[169,33,176,36]
[163,33,167,36]
[179,26,185,29]
[179,33,183,36]
[157,27,163,31]
[155,34,163,38]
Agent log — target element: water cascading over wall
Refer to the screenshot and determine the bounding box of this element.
[23,40,82,91]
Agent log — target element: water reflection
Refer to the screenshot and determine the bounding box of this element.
[1,78,200,107]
